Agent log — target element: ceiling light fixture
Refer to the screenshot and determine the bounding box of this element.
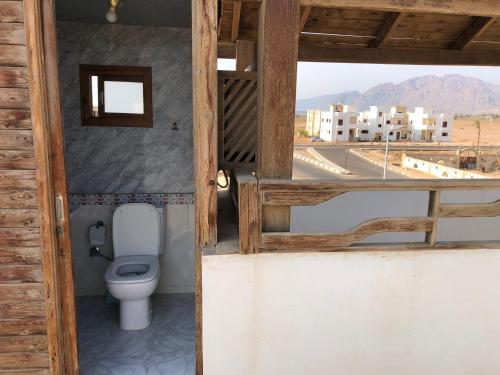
[106,0,123,23]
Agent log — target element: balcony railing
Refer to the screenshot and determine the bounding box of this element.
[232,171,500,254]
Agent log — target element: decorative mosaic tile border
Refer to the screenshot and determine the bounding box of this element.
[69,193,194,210]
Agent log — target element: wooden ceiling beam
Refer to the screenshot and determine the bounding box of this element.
[231,1,242,42]
[299,0,500,17]
[298,46,500,66]
[449,16,496,50]
[299,6,312,32]
[369,12,404,48]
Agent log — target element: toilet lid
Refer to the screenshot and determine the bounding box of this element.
[105,255,159,284]
[113,203,161,257]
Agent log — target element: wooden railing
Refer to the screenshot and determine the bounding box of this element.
[217,71,258,170]
[233,175,500,254]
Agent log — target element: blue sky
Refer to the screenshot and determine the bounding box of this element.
[218,59,500,100]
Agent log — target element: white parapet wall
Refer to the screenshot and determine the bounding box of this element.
[203,190,500,375]
[403,155,486,179]
[203,250,500,375]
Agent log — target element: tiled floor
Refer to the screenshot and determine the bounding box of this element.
[77,293,195,375]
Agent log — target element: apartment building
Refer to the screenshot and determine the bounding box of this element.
[319,104,359,142]
[314,104,453,143]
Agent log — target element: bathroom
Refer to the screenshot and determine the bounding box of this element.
[55,1,195,373]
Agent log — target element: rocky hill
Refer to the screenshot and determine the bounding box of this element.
[296,75,500,114]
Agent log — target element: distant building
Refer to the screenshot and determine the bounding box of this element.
[409,107,453,142]
[319,104,358,142]
[306,109,322,137]
[313,104,453,143]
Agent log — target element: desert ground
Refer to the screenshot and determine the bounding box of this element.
[295,115,500,147]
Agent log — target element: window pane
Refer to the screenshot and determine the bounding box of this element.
[91,75,99,116]
[104,81,144,114]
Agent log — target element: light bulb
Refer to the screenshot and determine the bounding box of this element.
[105,6,117,23]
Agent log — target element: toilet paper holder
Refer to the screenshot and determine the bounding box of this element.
[89,221,112,260]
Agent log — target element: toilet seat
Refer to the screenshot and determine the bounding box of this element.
[105,255,159,285]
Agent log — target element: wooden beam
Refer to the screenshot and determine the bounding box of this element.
[298,46,500,66]
[231,1,241,43]
[261,217,434,250]
[256,0,300,232]
[24,0,64,373]
[369,12,403,48]
[425,191,440,246]
[450,16,496,50]
[299,6,312,32]
[41,0,79,373]
[235,40,255,71]
[440,199,500,218]
[299,0,500,17]
[192,0,218,373]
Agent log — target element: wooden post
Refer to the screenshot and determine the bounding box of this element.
[192,0,218,373]
[24,0,65,373]
[426,190,441,246]
[236,40,255,71]
[256,0,300,232]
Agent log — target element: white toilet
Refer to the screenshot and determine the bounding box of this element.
[105,203,164,330]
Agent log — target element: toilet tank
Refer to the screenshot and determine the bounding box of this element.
[112,203,163,257]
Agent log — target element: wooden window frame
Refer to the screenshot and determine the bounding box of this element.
[79,64,153,128]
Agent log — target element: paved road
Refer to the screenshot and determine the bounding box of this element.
[316,148,407,179]
[293,158,343,179]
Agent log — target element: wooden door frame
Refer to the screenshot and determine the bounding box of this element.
[24,0,79,373]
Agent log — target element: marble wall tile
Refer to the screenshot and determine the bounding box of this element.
[57,21,194,194]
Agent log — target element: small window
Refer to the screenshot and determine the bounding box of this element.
[79,64,153,128]
[442,132,448,136]
[386,120,390,124]
[443,122,448,128]
[361,130,369,134]
[389,131,394,136]
[338,119,343,126]
[378,124,382,128]
[337,130,343,135]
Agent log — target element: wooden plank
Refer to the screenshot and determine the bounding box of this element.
[192,0,218,373]
[0,369,49,375]
[0,130,33,149]
[0,170,36,189]
[0,23,25,45]
[263,191,346,206]
[0,283,44,300]
[0,109,31,129]
[299,0,500,17]
[235,170,259,254]
[0,150,35,170]
[0,44,26,66]
[298,45,500,65]
[0,190,38,208]
[0,335,47,353]
[299,6,312,32]
[261,217,434,250]
[0,247,41,265]
[259,179,500,193]
[450,16,496,49]
[0,209,39,227]
[0,88,30,109]
[256,0,300,232]
[425,191,441,246]
[370,12,404,48]
[0,2,24,23]
[236,39,254,71]
[440,199,500,218]
[24,0,65,372]
[0,66,28,88]
[40,0,79,372]
[0,300,46,319]
[0,318,46,336]
[0,264,43,282]
[0,352,49,369]
[231,1,241,42]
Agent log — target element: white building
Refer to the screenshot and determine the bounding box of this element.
[306,109,322,137]
[358,106,385,141]
[409,107,453,142]
[319,104,358,142]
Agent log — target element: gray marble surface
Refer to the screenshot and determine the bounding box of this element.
[57,22,194,194]
[77,293,195,375]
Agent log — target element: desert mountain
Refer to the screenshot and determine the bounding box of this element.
[296,75,500,114]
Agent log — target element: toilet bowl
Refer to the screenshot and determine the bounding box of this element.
[104,204,164,330]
